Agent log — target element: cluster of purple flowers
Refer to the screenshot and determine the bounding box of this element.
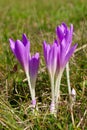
[9,23,77,113]
[43,23,77,113]
[9,34,39,108]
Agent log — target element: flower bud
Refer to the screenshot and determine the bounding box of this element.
[71,88,76,103]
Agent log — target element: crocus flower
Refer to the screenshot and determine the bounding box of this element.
[9,34,39,108]
[56,23,77,72]
[9,34,30,73]
[29,53,39,107]
[43,41,58,114]
[55,23,77,105]
[43,23,77,114]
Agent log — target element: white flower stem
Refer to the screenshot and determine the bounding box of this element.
[50,74,55,114]
[66,62,71,97]
[55,71,63,110]
[26,71,35,102]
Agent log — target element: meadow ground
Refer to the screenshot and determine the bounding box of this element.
[0,0,87,129]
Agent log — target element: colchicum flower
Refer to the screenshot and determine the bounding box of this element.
[9,34,39,108]
[43,23,77,114]
[29,53,39,107]
[56,23,77,71]
[55,23,77,106]
[43,41,57,113]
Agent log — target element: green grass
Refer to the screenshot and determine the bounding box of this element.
[0,0,87,129]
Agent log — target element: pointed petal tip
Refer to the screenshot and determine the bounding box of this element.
[22,33,30,47]
[70,24,73,28]
[43,40,47,45]
[43,40,48,49]
[35,53,40,59]
[9,38,12,42]
[31,53,40,60]
[16,39,21,43]
[22,33,27,39]
[9,38,15,50]
[22,33,27,40]
[15,39,24,49]
[9,38,14,43]
[70,24,73,32]
[62,22,66,26]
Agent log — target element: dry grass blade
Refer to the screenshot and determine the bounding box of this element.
[77,109,87,128]
[75,44,87,53]
[0,97,23,129]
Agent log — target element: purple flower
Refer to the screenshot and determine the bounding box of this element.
[43,23,77,114]
[9,34,30,73]
[43,41,58,114]
[56,22,73,43]
[43,23,77,75]
[9,34,39,107]
[55,23,77,109]
[56,23,77,72]
[29,53,39,89]
[43,41,57,76]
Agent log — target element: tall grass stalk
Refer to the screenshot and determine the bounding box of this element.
[66,62,75,126]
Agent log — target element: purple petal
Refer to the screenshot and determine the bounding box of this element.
[9,34,30,72]
[56,26,64,42]
[43,41,47,64]
[54,39,59,45]
[56,23,73,46]
[29,53,39,79]
[59,31,74,64]
[63,44,78,67]
[59,38,67,65]
[65,24,73,48]
[22,34,29,46]
[43,41,58,75]
[60,38,70,57]
[22,34,30,52]
[43,41,50,65]
[48,43,57,75]
[57,44,61,70]
[9,39,15,54]
[15,40,29,71]
[69,24,73,43]
[29,53,39,89]
[62,22,67,28]
[56,22,68,42]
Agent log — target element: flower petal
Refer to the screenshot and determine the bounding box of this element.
[15,40,29,71]
[63,43,78,67]
[29,53,39,79]
[56,22,68,42]
[22,34,30,47]
[56,26,64,42]
[48,43,57,75]
[43,41,50,65]
[22,34,30,56]
[9,38,15,54]
[29,53,39,87]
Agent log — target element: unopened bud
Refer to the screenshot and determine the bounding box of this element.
[71,88,76,103]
